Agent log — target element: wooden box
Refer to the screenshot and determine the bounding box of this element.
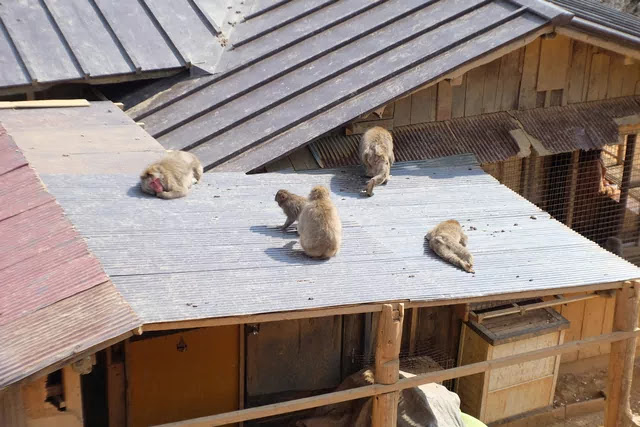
[456,303,569,424]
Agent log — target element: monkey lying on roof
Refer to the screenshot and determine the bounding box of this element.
[426,220,475,273]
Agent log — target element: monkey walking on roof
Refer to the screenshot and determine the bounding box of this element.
[426,220,475,273]
[275,189,308,231]
[140,151,203,199]
[359,126,395,196]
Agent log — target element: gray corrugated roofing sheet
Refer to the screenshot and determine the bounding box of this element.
[548,0,640,39]
[310,112,521,168]
[309,97,640,168]
[512,96,640,153]
[0,127,140,389]
[41,154,640,325]
[0,0,225,91]
[126,0,571,173]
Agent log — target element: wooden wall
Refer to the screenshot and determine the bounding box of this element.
[350,35,640,133]
[125,327,240,427]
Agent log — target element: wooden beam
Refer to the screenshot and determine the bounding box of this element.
[615,115,640,136]
[556,27,640,61]
[151,329,640,427]
[566,150,580,227]
[408,308,419,355]
[617,134,637,236]
[604,281,640,427]
[372,303,404,427]
[238,324,245,427]
[0,99,90,109]
[469,293,599,323]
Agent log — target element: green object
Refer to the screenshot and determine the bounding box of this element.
[461,412,488,427]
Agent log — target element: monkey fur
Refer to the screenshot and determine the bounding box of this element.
[275,189,307,230]
[297,186,342,259]
[140,151,203,199]
[359,126,395,196]
[426,220,474,273]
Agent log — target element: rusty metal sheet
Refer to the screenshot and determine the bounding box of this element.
[0,129,139,388]
[310,113,521,168]
[512,97,640,154]
[0,282,140,388]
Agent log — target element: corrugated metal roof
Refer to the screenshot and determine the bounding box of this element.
[126,0,571,173]
[42,154,640,325]
[0,127,140,388]
[0,282,139,388]
[0,0,226,92]
[548,0,640,39]
[310,112,521,168]
[309,96,640,168]
[512,96,640,153]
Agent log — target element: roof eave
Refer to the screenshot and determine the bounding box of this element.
[569,16,640,49]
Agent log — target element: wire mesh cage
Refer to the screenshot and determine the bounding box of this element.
[352,338,457,391]
[481,134,640,266]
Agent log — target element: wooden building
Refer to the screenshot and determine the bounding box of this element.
[1,0,640,426]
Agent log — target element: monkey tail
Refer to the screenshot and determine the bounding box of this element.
[430,237,474,273]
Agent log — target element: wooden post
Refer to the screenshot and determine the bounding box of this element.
[565,150,580,228]
[372,303,404,427]
[604,281,640,427]
[409,308,419,356]
[617,134,636,236]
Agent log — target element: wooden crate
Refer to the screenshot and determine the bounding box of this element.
[457,303,569,424]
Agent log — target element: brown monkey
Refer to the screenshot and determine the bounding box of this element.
[275,189,307,230]
[359,126,395,196]
[140,151,203,199]
[426,220,474,273]
[297,186,342,259]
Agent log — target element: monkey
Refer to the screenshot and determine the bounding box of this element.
[604,236,624,256]
[425,220,474,273]
[297,186,342,259]
[275,189,307,230]
[140,151,203,199]
[359,126,395,196]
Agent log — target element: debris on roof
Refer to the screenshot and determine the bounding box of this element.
[125,0,571,172]
[42,154,640,326]
[0,127,140,389]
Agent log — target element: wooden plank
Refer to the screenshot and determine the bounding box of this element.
[604,281,640,427]
[550,330,565,405]
[497,48,523,111]
[288,146,319,170]
[481,59,501,113]
[0,385,26,427]
[436,81,453,121]
[410,85,437,124]
[537,35,571,92]
[566,150,580,227]
[152,330,640,427]
[372,304,404,427]
[581,45,594,103]
[518,38,541,110]
[556,27,640,62]
[0,99,90,109]
[485,375,555,423]
[62,366,84,425]
[464,66,486,116]
[451,74,467,119]
[393,96,411,127]
[607,55,626,99]
[578,296,608,359]
[409,308,419,355]
[238,324,245,426]
[473,294,597,322]
[587,53,611,101]
[341,314,364,379]
[107,344,126,427]
[621,63,640,96]
[560,295,587,363]
[600,295,616,355]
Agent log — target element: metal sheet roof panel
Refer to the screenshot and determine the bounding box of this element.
[549,0,640,39]
[0,282,140,388]
[129,0,566,172]
[42,154,640,324]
